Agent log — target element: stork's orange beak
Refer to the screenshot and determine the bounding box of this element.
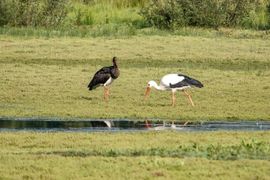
[144,86,151,100]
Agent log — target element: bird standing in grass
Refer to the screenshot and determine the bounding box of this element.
[88,57,120,101]
[144,73,203,106]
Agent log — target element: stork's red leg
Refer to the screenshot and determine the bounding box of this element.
[106,88,110,100]
[172,91,176,107]
[104,87,109,101]
[183,90,195,106]
[103,87,106,100]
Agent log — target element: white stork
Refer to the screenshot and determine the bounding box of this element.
[144,73,203,106]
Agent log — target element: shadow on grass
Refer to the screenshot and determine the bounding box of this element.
[79,96,94,101]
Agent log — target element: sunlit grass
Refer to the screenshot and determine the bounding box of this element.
[0,35,269,120]
[0,131,270,179]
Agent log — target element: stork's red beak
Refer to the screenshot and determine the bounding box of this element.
[144,86,151,100]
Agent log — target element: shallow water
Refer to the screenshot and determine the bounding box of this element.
[1,117,270,132]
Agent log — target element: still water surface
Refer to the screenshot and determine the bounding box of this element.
[0,117,270,132]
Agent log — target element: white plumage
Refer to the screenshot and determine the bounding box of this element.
[145,73,203,106]
[104,77,113,86]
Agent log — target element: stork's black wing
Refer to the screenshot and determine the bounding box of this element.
[170,74,203,88]
[88,66,112,90]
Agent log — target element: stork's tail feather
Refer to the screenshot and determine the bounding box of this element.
[185,76,204,88]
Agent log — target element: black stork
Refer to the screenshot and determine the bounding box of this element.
[144,73,203,106]
[88,57,120,101]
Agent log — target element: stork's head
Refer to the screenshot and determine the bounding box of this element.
[147,81,157,88]
[144,80,156,100]
[112,57,118,67]
[112,56,117,63]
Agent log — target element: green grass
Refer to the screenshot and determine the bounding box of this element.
[1,26,270,39]
[0,34,270,121]
[0,131,270,179]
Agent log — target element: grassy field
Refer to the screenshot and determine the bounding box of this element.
[1,1,270,179]
[0,32,270,121]
[0,131,270,179]
[1,31,270,178]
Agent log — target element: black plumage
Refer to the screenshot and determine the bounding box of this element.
[170,74,203,89]
[88,57,120,90]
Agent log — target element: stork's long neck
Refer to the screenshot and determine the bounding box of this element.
[152,81,165,91]
[113,61,118,68]
[112,57,118,68]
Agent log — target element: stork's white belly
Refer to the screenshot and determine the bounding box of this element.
[104,77,113,86]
